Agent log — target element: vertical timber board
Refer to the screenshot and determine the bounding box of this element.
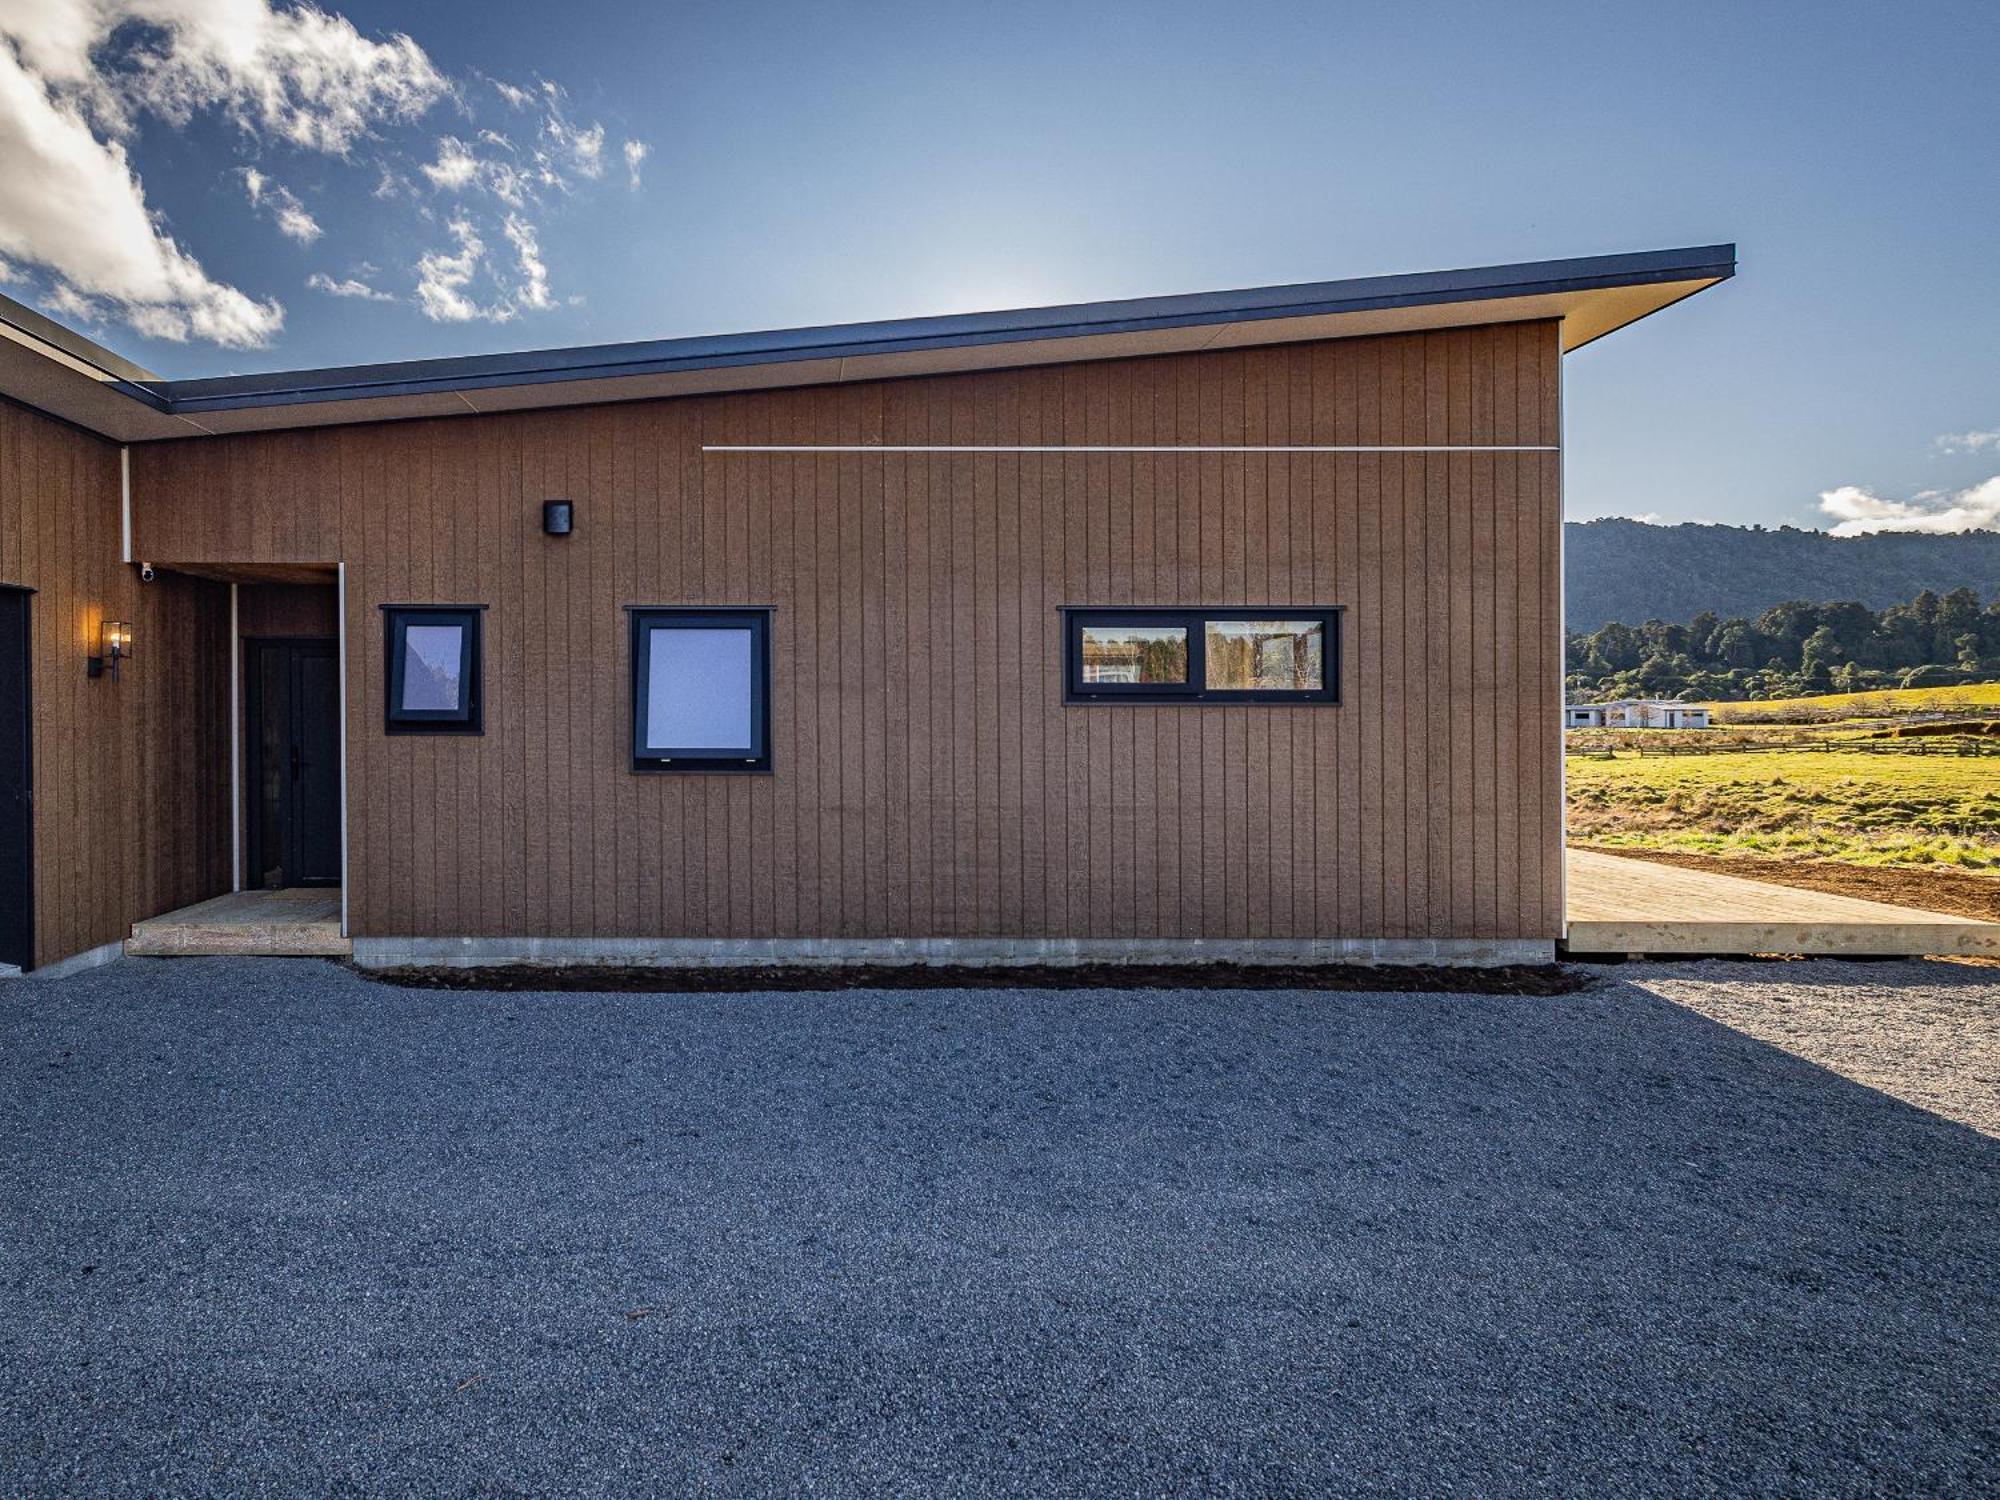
[123,321,1563,944]
[1,404,227,967]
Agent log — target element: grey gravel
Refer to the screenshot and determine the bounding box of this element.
[1,956,1995,1498]
[1622,959,2000,1138]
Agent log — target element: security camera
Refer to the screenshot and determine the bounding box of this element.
[138,562,156,583]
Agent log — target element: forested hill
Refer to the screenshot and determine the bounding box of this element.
[1564,519,2000,632]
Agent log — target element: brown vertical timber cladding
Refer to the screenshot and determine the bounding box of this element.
[128,321,1564,946]
[0,402,229,967]
[237,582,337,638]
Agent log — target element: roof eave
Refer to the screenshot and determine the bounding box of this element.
[0,244,1734,442]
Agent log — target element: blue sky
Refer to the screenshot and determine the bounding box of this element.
[2,1,1996,533]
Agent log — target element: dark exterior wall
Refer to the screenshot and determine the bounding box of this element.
[239,582,338,638]
[0,401,231,967]
[132,320,1563,943]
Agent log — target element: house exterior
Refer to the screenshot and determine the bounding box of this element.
[1565,699,1712,730]
[0,246,1733,973]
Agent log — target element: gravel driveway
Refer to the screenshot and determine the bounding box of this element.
[2,957,1995,1497]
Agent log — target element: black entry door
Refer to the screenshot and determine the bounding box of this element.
[248,640,341,888]
[0,588,32,970]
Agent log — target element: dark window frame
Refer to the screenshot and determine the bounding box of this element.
[382,605,484,734]
[629,607,773,773]
[1063,606,1342,705]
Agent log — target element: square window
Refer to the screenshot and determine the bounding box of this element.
[631,608,771,771]
[383,606,482,733]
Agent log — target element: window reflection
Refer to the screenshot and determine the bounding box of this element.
[1080,625,1188,684]
[1204,619,1324,691]
[401,624,464,711]
[647,627,754,749]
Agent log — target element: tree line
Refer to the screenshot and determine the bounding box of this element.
[1563,518,2000,633]
[1565,587,2000,702]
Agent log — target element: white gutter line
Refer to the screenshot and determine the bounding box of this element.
[702,444,1561,454]
[119,448,131,563]
[1556,329,1569,947]
[336,563,350,940]
[229,584,241,892]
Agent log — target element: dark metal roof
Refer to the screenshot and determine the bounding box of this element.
[161,244,1736,411]
[0,244,1734,439]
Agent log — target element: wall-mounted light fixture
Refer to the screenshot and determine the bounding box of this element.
[87,619,132,681]
[543,499,574,537]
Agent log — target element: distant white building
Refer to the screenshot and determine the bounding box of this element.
[1564,698,1711,730]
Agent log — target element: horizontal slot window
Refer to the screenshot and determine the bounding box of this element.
[1064,608,1340,705]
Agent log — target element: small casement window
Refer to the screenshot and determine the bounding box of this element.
[383,605,483,733]
[1064,607,1340,704]
[630,607,772,772]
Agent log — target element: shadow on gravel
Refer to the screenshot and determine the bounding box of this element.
[1,956,1994,1497]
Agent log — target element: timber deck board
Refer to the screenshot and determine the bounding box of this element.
[127,889,349,958]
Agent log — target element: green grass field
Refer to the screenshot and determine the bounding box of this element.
[1566,748,2000,872]
[1696,681,2000,725]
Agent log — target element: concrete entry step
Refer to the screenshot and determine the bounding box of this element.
[128,889,349,958]
[1564,849,2000,958]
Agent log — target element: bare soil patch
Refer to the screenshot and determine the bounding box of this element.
[1580,845,2000,922]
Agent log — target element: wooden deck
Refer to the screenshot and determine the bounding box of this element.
[1565,849,2000,957]
[127,889,349,958]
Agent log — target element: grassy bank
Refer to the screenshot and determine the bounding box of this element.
[1566,748,2000,873]
[1695,681,2000,725]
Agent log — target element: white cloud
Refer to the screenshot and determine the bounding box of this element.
[420,135,481,190]
[2,3,639,350]
[504,213,552,311]
[533,82,605,180]
[411,212,558,323]
[0,39,283,346]
[1621,512,1664,525]
[420,133,532,206]
[0,0,448,346]
[44,282,104,324]
[306,269,392,301]
[239,165,321,243]
[551,118,604,179]
[414,216,493,322]
[1936,428,2000,455]
[122,3,444,154]
[5,0,446,152]
[421,86,623,206]
[1819,478,2000,536]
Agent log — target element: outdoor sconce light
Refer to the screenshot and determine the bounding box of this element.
[543,499,574,536]
[88,619,132,681]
